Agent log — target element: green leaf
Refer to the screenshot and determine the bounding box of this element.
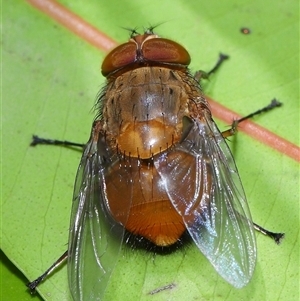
[2,0,299,301]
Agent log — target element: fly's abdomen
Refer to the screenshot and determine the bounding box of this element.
[104,156,186,247]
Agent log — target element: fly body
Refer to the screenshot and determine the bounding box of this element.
[67,29,257,300]
[102,62,206,247]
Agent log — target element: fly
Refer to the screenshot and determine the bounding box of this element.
[27,28,284,300]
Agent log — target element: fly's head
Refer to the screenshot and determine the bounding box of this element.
[101,29,191,77]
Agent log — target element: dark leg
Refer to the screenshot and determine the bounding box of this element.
[28,135,85,291]
[194,53,229,81]
[221,98,282,138]
[27,250,68,292]
[220,98,284,244]
[30,135,85,148]
[206,53,230,77]
[253,223,285,244]
[28,136,81,291]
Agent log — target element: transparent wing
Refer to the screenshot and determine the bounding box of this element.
[155,112,257,288]
[68,131,126,301]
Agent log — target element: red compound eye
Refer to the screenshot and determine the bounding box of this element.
[101,34,191,76]
[101,41,137,76]
[142,38,190,65]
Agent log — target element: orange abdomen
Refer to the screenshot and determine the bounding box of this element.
[124,199,185,247]
[105,156,186,247]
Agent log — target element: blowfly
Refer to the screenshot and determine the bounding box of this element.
[28,28,284,300]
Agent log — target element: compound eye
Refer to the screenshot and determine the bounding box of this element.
[143,38,191,66]
[101,36,191,76]
[101,42,136,76]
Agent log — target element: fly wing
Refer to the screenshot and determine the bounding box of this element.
[68,131,126,301]
[155,113,257,288]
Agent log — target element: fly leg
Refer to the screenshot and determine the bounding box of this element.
[220,98,284,244]
[221,98,282,138]
[194,53,229,81]
[28,136,83,291]
[28,136,79,292]
[31,135,85,149]
[253,223,284,244]
[27,250,68,292]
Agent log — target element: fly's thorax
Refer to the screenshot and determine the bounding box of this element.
[101,66,201,158]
